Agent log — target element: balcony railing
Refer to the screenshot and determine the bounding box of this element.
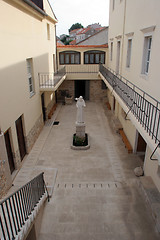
[39,66,66,89]
[99,64,160,144]
[0,173,49,240]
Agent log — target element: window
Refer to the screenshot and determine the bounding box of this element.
[142,36,152,74]
[113,0,115,10]
[59,51,80,64]
[126,39,132,68]
[84,51,105,64]
[47,23,50,40]
[110,42,113,61]
[26,59,34,97]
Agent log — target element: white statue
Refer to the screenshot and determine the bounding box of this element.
[75,96,86,123]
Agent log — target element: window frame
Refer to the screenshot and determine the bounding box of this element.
[26,58,35,97]
[112,0,115,10]
[59,51,81,65]
[110,42,113,61]
[84,50,105,64]
[47,23,50,40]
[141,35,152,75]
[126,38,132,68]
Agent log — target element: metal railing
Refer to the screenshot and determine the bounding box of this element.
[39,66,66,88]
[0,173,49,240]
[99,64,160,144]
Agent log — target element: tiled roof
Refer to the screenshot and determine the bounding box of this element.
[77,27,91,35]
[70,28,81,34]
[69,39,76,45]
[76,27,108,45]
[57,44,108,48]
[57,40,65,46]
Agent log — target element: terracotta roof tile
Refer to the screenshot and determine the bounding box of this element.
[77,27,91,35]
[69,39,76,45]
[57,44,108,48]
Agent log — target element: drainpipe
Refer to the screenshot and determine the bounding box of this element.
[120,0,127,75]
[23,0,48,16]
[55,25,58,73]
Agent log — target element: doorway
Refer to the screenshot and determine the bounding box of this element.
[15,116,26,161]
[135,131,147,161]
[75,80,90,100]
[41,93,46,122]
[4,130,15,174]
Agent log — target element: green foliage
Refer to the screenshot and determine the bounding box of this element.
[69,23,84,32]
[61,35,72,45]
[73,134,88,146]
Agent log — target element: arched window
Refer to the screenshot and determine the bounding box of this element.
[84,50,105,64]
[59,51,80,64]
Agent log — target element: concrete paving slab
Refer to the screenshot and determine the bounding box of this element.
[5,101,160,239]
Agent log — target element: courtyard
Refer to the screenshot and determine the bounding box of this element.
[11,101,160,239]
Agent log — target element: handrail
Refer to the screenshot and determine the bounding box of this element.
[0,172,49,240]
[99,64,160,144]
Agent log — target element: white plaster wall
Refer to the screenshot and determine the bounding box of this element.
[108,0,160,189]
[0,0,56,154]
[109,0,160,101]
[144,145,160,191]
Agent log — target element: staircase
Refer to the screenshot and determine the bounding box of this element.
[0,173,49,240]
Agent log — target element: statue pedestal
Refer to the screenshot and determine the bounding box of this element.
[76,122,85,138]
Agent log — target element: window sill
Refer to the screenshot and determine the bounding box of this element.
[140,73,149,81]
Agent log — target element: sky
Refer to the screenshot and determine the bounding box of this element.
[49,0,110,37]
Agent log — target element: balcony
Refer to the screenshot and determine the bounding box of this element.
[99,64,160,145]
[39,67,66,91]
[63,64,101,80]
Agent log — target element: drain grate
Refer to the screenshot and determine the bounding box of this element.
[55,182,124,190]
[53,121,59,125]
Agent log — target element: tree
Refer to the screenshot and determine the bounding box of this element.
[61,35,72,45]
[69,23,84,32]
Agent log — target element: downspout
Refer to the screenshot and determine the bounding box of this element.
[55,25,58,72]
[23,0,48,16]
[120,0,127,75]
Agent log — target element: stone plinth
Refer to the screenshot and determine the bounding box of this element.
[76,122,85,138]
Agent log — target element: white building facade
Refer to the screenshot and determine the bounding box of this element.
[105,0,160,190]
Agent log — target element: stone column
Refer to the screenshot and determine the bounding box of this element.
[0,132,12,197]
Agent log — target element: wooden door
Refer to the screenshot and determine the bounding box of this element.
[4,130,15,173]
[41,93,46,122]
[16,116,26,161]
[137,133,147,152]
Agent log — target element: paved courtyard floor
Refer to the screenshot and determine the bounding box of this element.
[12,102,160,239]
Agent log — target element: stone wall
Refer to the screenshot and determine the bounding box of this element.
[0,133,12,198]
[25,114,44,153]
[57,80,107,102]
[90,80,107,101]
[0,160,6,198]
[57,80,74,102]
[13,149,21,169]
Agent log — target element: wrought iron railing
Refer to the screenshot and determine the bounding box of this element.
[0,173,49,240]
[39,66,66,88]
[99,64,160,144]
